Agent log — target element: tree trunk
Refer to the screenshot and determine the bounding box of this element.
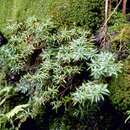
[105,0,109,30]
[122,0,127,16]
[101,0,109,49]
[109,0,112,14]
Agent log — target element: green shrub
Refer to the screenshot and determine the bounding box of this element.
[0,17,122,130]
[108,12,126,26]
[0,0,104,31]
[109,59,130,111]
[88,51,122,79]
[108,13,130,59]
[0,0,53,28]
[49,0,104,31]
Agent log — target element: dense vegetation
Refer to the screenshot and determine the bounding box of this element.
[0,0,130,130]
[0,0,104,31]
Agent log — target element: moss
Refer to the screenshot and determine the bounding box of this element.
[109,58,130,111]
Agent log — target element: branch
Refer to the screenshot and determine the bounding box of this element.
[101,0,122,31]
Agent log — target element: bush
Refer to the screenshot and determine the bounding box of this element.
[109,59,130,111]
[0,0,104,31]
[108,13,130,60]
[48,0,104,31]
[0,17,122,130]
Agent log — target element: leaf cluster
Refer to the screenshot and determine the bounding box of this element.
[0,17,122,129]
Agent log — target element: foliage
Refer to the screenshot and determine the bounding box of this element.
[109,58,130,112]
[0,0,53,28]
[88,51,122,79]
[48,0,104,31]
[108,12,127,26]
[125,110,130,123]
[0,0,104,31]
[72,82,109,105]
[108,13,130,59]
[0,17,122,129]
[0,104,31,130]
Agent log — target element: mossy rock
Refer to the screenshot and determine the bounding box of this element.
[48,0,104,31]
[109,58,130,111]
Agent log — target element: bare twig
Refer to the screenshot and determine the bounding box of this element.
[101,0,122,31]
[100,0,122,49]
